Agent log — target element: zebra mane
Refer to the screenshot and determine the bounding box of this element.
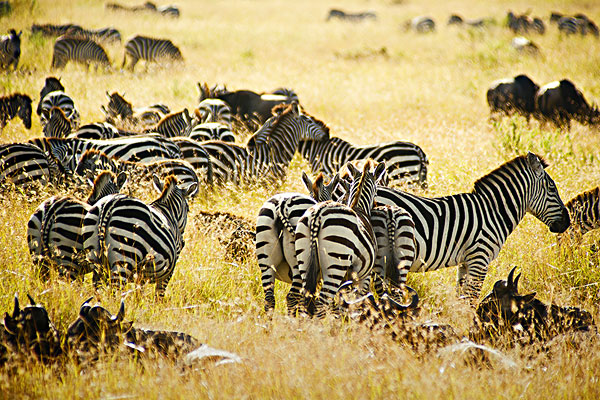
[349,159,374,210]
[87,170,118,202]
[472,154,549,193]
[49,106,68,118]
[270,103,330,136]
[153,175,179,203]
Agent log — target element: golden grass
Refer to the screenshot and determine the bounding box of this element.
[2,0,600,398]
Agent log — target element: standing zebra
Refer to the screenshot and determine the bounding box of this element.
[171,137,214,185]
[0,143,64,187]
[39,90,80,130]
[82,175,197,296]
[295,161,385,317]
[0,29,21,70]
[68,122,120,139]
[560,187,600,242]
[373,153,570,303]
[122,35,183,71]
[43,107,72,138]
[199,103,329,185]
[196,99,232,126]
[27,171,127,280]
[0,93,32,130]
[299,136,428,188]
[256,172,343,313]
[51,36,111,70]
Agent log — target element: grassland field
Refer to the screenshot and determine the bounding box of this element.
[2,0,600,398]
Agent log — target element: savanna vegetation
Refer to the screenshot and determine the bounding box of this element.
[2,0,600,398]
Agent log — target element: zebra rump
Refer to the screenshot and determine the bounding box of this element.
[190,122,235,143]
[39,90,80,130]
[0,143,64,187]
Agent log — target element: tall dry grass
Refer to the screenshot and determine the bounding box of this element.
[2,0,600,398]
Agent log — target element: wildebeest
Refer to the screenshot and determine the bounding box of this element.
[0,29,21,70]
[404,16,435,33]
[510,36,540,55]
[486,74,539,121]
[473,267,594,343]
[535,79,600,129]
[447,14,488,28]
[551,12,599,36]
[326,9,376,22]
[506,11,545,34]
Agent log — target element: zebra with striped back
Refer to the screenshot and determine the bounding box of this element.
[299,136,428,188]
[256,172,344,313]
[102,91,169,130]
[0,93,32,130]
[189,122,235,143]
[559,187,600,242]
[199,103,329,185]
[27,171,127,280]
[68,122,120,139]
[39,91,80,130]
[51,36,111,70]
[196,99,232,126]
[294,160,386,317]
[122,35,183,71]
[170,137,214,185]
[144,109,192,137]
[0,143,66,187]
[74,149,202,189]
[0,29,21,70]
[373,152,570,303]
[43,107,72,138]
[83,175,197,296]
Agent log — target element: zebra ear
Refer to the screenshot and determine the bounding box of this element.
[152,175,164,193]
[345,162,361,179]
[116,172,127,189]
[184,182,198,198]
[113,300,125,322]
[301,171,313,193]
[12,294,20,318]
[374,161,387,181]
[527,152,545,178]
[292,102,301,117]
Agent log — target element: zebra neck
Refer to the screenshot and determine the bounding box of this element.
[299,137,352,172]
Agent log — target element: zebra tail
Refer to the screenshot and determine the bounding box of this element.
[304,209,321,296]
[275,204,295,236]
[387,210,399,275]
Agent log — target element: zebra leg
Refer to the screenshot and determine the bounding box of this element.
[456,263,468,295]
[461,258,490,305]
[294,216,315,316]
[109,261,132,292]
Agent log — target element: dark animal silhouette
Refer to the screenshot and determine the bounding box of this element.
[0,29,21,70]
[447,14,487,28]
[506,11,545,34]
[0,93,32,130]
[535,79,600,129]
[487,74,539,121]
[326,9,376,22]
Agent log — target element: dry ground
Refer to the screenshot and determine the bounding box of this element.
[2,0,600,398]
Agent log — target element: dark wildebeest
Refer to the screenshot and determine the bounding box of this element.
[473,267,594,344]
[506,11,545,34]
[510,36,540,55]
[486,74,539,122]
[535,79,600,129]
[0,93,32,130]
[326,9,376,22]
[197,83,299,131]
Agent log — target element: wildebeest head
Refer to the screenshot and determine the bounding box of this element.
[3,294,62,361]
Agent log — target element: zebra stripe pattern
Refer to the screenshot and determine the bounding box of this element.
[373,153,570,303]
[0,29,21,70]
[199,103,329,184]
[0,143,63,187]
[294,161,385,317]
[68,122,119,139]
[122,35,183,71]
[171,137,214,184]
[27,171,126,280]
[36,77,65,115]
[39,91,80,130]
[51,36,111,70]
[299,136,428,188]
[561,187,600,241]
[103,91,170,129]
[0,93,32,129]
[190,122,235,143]
[145,109,192,137]
[75,149,202,188]
[196,99,232,126]
[43,107,72,138]
[82,175,197,295]
[255,172,343,313]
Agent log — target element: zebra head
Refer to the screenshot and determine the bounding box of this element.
[16,94,32,129]
[301,171,342,202]
[152,175,198,236]
[346,160,386,215]
[86,170,127,204]
[525,152,570,233]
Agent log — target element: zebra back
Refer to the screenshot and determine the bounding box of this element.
[189,122,235,142]
[145,109,192,137]
[69,122,119,139]
[196,98,232,126]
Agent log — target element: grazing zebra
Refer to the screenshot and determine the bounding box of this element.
[68,122,120,139]
[39,91,80,130]
[75,149,201,189]
[31,23,121,43]
[506,11,545,34]
[0,29,21,70]
[145,109,192,137]
[27,171,127,280]
[189,122,235,143]
[405,16,436,33]
[0,93,32,129]
[43,107,72,138]
[298,136,428,188]
[171,137,214,184]
[557,17,580,35]
[102,91,169,129]
[51,36,111,70]
[559,187,600,242]
[31,23,82,37]
[36,76,65,116]
[0,143,64,187]
[82,175,197,295]
[373,153,570,303]
[199,103,329,185]
[196,98,232,126]
[256,172,343,313]
[122,35,183,71]
[294,161,385,317]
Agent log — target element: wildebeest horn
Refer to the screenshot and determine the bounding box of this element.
[105,91,111,99]
[507,266,518,289]
[27,294,36,305]
[514,273,521,291]
[384,285,419,310]
[113,300,125,322]
[12,294,20,317]
[80,296,94,311]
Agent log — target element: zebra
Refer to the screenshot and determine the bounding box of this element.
[102,91,170,129]
[122,35,183,71]
[144,109,192,137]
[0,93,32,130]
[189,122,235,143]
[557,17,580,35]
[373,152,570,303]
[0,29,21,70]
[294,161,386,317]
[68,122,120,139]
[405,16,436,33]
[198,103,329,185]
[43,107,72,138]
[298,136,428,188]
[171,137,214,185]
[82,175,197,296]
[27,171,127,280]
[0,143,64,187]
[559,187,600,242]
[36,76,65,116]
[196,99,232,126]
[255,172,344,313]
[31,23,82,37]
[39,91,80,130]
[74,149,201,189]
[51,36,111,70]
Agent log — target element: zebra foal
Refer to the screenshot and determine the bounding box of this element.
[122,35,183,71]
[559,187,600,242]
[51,36,111,70]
